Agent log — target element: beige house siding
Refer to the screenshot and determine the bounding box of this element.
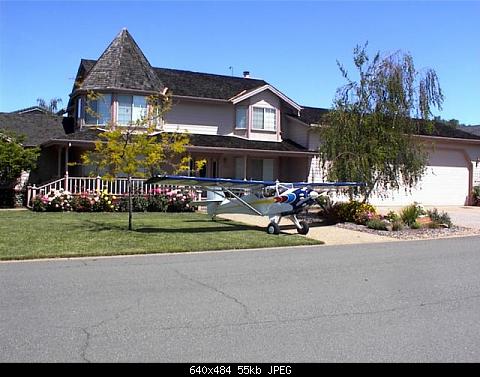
[282,116,309,147]
[164,99,234,136]
[235,91,282,142]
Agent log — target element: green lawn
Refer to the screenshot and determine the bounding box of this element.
[0,210,322,260]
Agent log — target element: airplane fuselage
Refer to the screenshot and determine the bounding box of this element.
[212,187,318,216]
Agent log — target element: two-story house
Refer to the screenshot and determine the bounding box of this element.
[2,28,480,206]
[44,28,320,185]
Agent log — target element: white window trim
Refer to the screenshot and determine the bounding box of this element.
[251,106,277,131]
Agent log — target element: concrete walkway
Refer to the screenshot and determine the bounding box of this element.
[218,213,398,246]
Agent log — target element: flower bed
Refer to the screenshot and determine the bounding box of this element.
[31,188,196,213]
[317,199,454,231]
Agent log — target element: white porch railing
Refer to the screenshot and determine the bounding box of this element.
[26,175,202,208]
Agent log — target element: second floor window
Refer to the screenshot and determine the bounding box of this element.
[85,94,112,125]
[252,107,276,131]
[236,106,247,129]
[118,95,147,125]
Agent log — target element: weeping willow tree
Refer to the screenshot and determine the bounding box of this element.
[82,91,203,230]
[319,43,444,202]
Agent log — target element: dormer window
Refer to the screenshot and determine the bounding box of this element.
[252,107,276,131]
[85,94,112,125]
[118,95,147,125]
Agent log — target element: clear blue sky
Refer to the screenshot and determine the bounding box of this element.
[1,0,479,125]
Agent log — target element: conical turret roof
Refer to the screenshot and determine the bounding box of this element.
[78,28,164,93]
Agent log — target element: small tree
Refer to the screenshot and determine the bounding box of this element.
[0,131,39,207]
[319,43,444,202]
[81,91,202,230]
[0,131,39,187]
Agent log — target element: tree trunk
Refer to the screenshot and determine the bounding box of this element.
[128,175,133,231]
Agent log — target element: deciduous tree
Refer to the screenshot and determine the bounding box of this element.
[0,131,39,186]
[82,91,203,230]
[319,43,444,202]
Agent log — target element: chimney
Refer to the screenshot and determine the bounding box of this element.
[243,71,250,78]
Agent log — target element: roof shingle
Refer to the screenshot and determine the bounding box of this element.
[48,128,310,152]
[77,58,268,100]
[78,29,164,93]
[0,113,66,147]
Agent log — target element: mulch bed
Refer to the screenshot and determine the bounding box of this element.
[300,210,480,240]
[336,222,480,240]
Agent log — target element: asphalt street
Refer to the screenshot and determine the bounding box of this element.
[1,236,480,362]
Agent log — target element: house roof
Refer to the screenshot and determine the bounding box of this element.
[45,128,311,153]
[295,106,330,125]
[76,58,268,101]
[185,134,310,153]
[458,125,480,137]
[289,106,480,141]
[77,29,164,93]
[0,113,66,147]
[230,84,302,111]
[416,121,480,140]
[10,106,49,115]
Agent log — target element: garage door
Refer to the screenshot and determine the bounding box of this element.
[371,148,470,206]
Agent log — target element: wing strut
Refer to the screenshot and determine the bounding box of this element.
[223,188,263,216]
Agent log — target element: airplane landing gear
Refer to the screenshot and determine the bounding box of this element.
[296,220,309,235]
[289,215,310,235]
[266,215,309,235]
[267,222,280,235]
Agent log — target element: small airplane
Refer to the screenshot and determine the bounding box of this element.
[145,175,365,235]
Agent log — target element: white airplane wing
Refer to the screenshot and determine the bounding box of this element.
[145,175,365,190]
[291,181,366,189]
[145,175,275,190]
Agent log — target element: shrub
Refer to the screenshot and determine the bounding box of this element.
[70,193,93,212]
[335,200,377,224]
[366,218,389,231]
[133,196,149,212]
[317,198,377,224]
[91,190,116,212]
[384,210,400,223]
[165,188,195,212]
[316,196,341,223]
[32,189,73,212]
[32,195,48,212]
[116,196,148,212]
[30,187,196,213]
[472,186,480,206]
[147,194,168,212]
[0,187,15,208]
[400,202,425,226]
[391,219,404,231]
[410,221,421,229]
[353,205,377,225]
[427,208,453,228]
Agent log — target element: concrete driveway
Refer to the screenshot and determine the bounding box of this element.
[219,206,480,246]
[218,213,399,245]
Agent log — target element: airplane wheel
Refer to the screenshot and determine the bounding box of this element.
[267,222,280,235]
[297,221,309,235]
